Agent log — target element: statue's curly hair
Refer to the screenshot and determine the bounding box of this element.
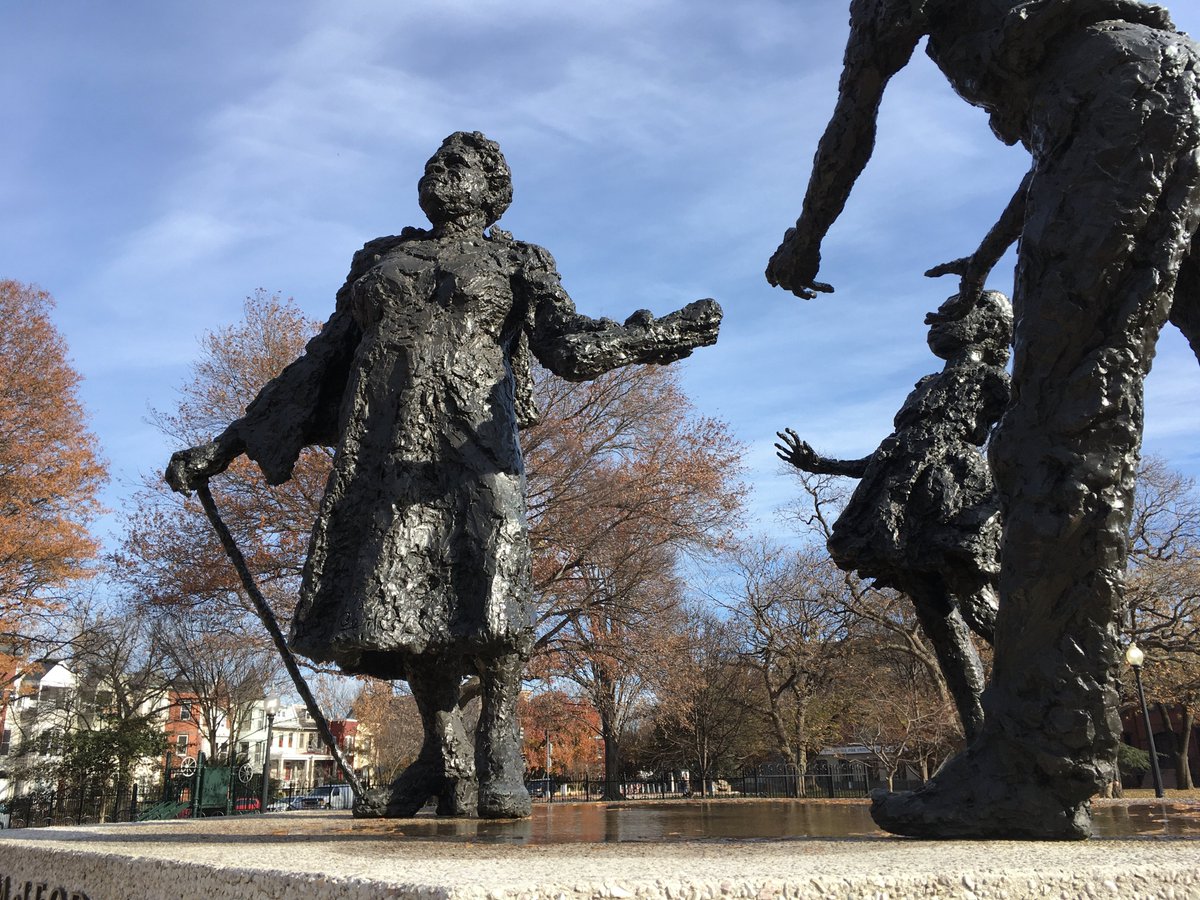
[437,131,513,225]
[929,290,1013,365]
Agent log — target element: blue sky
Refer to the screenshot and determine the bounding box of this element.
[3,0,1199,547]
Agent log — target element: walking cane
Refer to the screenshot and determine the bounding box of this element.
[195,480,365,798]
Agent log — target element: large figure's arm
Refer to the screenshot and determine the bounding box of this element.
[518,244,721,381]
[766,0,925,299]
[775,428,870,479]
[165,236,408,492]
[166,308,361,491]
[924,170,1031,323]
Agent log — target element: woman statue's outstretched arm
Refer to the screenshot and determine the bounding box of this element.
[925,170,1032,323]
[775,428,870,478]
[520,244,722,381]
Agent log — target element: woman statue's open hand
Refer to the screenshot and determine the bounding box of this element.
[775,428,819,471]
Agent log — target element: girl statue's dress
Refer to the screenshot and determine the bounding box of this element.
[778,291,1012,744]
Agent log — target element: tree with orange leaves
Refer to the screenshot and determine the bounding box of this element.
[522,365,745,796]
[113,291,327,641]
[0,280,106,659]
[518,689,601,778]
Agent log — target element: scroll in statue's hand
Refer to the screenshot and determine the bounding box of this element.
[658,298,723,350]
[766,227,834,300]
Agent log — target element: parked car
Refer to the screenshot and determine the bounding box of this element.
[176,797,261,818]
[525,778,556,799]
[289,783,354,810]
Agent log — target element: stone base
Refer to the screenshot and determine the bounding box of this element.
[1,809,1198,899]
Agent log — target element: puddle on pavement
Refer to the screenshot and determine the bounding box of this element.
[355,800,1200,844]
[1093,803,1200,838]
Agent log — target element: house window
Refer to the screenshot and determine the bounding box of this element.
[179,702,192,721]
[41,686,69,710]
[0,729,10,755]
[38,728,63,755]
[176,734,189,755]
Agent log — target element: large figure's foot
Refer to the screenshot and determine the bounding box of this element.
[870,742,1092,840]
[477,780,531,819]
[352,760,439,819]
[436,777,478,817]
[352,787,392,819]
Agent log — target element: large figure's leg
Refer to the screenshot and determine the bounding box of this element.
[904,579,987,740]
[956,582,997,645]
[1168,232,1200,365]
[475,651,532,819]
[873,27,1200,839]
[353,661,476,818]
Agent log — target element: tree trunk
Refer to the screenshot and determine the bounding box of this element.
[763,676,802,798]
[795,710,808,799]
[1177,707,1195,790]
[1156,702,1183,789]
[602,726,622,800]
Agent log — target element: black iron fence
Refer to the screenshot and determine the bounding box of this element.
[526,764,924,803]
[0,761,370,829]
[0,783,146,829]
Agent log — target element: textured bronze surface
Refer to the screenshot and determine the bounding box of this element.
[168,132,721,819]
[778,291,1011,742]
[768,1,1200,838]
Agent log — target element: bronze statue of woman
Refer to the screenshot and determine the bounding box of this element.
[768,1,1200,838]
[167,131,722,819]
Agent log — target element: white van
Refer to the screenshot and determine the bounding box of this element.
[290,783,354,810]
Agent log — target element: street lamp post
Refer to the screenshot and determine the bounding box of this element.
[260,698,280,812]
[545,728,553,804]
[1125,643,1165,799]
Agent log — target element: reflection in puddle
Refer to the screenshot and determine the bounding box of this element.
[1093,803,1200,838]
[371,800,1200,844]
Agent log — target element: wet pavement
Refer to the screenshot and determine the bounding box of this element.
[5,801,1199,898]
[349,798,1200,844]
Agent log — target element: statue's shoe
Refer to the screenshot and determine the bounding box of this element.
[436,777,478,817]
[870,741,1092,840]
[352,762,440,819]
[477,780,532,819]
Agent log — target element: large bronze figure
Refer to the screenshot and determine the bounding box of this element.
[777,291,1012,742]
[768,1,1200,838]
[167,132,722,819]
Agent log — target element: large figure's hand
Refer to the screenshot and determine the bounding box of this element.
[165,433,243,494]
[766,227,834,300]
[619,299,723,365]
[655,298,722,349]
[775,428,818,472]
[924,257,986,324]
